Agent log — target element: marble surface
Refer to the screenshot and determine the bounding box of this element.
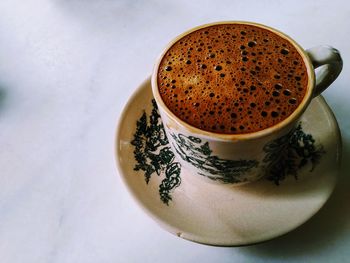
[0,0,349,262]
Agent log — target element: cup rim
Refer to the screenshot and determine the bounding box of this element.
[151,21,315,141]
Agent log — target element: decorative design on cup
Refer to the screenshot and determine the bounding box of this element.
[263,124,325,184]
[131,99,325,204]
[168,124,325,184]
[169,133,259,184]
[131,99,181,205]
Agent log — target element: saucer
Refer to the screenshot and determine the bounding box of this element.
[115,76,341,246]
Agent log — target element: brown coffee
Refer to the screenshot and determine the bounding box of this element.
[157,23,308,134]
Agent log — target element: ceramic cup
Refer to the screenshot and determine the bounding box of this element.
[151,21,342,185]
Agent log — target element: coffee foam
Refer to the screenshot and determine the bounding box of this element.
[157,24,308,134]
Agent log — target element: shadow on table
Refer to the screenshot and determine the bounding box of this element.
[238,136,350,260]
[0,88,6,112]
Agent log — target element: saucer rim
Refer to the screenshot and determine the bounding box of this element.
[115,76,341,246]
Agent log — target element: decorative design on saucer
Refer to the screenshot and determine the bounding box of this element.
[131,98,325,204]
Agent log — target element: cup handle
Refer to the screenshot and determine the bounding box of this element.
[306,45,343,97]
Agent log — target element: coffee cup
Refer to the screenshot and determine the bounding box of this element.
[151,21,342,184]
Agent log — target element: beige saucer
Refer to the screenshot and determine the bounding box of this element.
[115,76,341,246]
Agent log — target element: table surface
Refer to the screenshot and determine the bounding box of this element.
[1,0,349,262]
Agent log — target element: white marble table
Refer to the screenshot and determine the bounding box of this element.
[0,0,349,262]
